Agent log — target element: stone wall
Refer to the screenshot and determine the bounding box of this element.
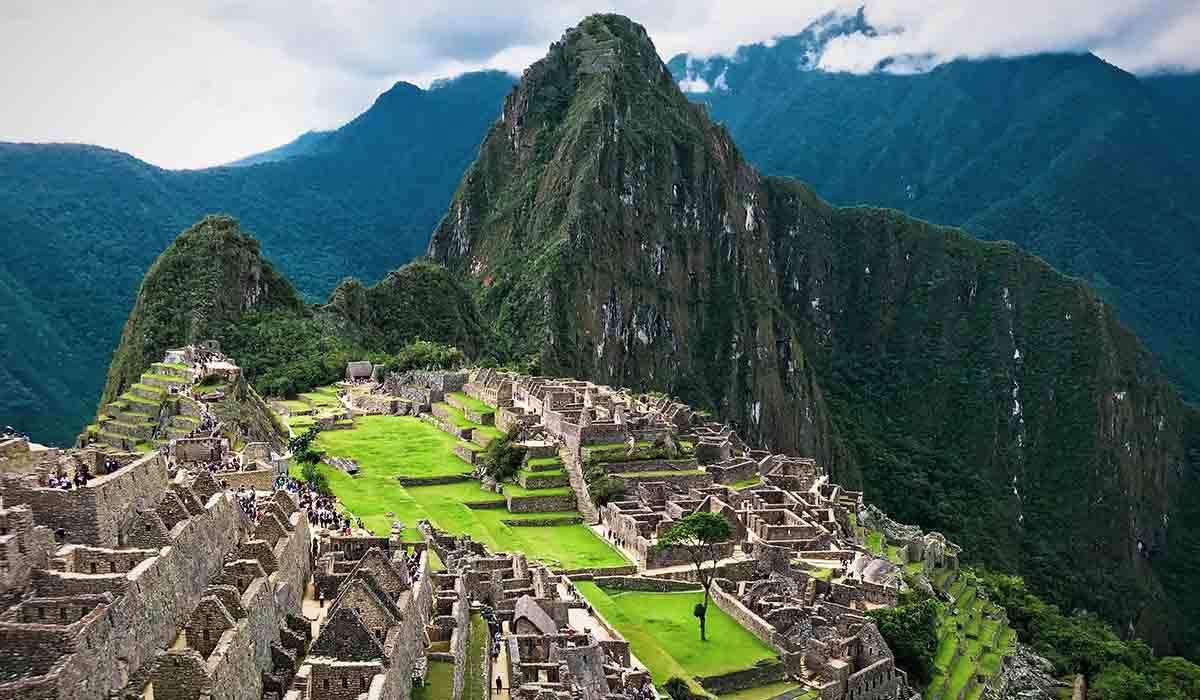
[505,493,576,513]
[204,512,311,700]
[105,493,245,691]
[591,576,701,592]
[371,550,435,700]
[0,490,246,700]
[218,468,275,492]
[696,660,786,695]
[710,583,789,654]
[0,453,168,547]
[451,577,470,700]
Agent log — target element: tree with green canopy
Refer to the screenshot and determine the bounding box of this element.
[654,512,733,641]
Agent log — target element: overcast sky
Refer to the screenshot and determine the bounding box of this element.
[2,0,1196,169]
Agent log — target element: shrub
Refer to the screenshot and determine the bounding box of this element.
[478,425,526,483]
[663,677,693,700]
[866,598,943,685]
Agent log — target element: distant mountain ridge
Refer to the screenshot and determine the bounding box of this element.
[667,18,1200,403]
[0,71,515,445]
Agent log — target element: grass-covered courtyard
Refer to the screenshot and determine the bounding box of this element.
[576,582,778,691]
[315,415,474,478]
[301,415,628,570]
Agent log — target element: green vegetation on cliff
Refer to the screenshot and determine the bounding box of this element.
[427,13,1200,656]
[667,20,1200,404]
[101,215,487,410]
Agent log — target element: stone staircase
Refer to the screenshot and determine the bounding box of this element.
[562,446,599,524]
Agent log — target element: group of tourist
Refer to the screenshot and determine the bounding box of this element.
[45,469,87,490]
[1,425,28,441]
[234,486,259,520]
[280,475,356,534]
[202,458,243,474]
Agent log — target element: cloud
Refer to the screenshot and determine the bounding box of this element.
[814,0,1200,75]
[0,1,1196,168]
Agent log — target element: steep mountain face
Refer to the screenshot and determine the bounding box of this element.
[429,14,1200,655]
[667,33,1200,404]
[103,215,487,412]
[0,71,514,445]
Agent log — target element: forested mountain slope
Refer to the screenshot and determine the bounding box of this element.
[0,71,514,445]
[101,214,487,414]
[667,16,1200,403]
[429,13,1200,656]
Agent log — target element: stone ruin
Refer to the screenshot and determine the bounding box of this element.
[0,450,313,700]
[301,532,434,700]
[420,522,651,700]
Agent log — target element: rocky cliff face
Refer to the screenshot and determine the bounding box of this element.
[429,14,1200,653]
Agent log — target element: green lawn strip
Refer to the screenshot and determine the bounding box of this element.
[612,469,706,478]
[448,391,495,414]
[978,651,1004,676]
[463,614,488,700]
[727,476,762,490]
[576,582,777,693]
[122,392,161,408]
[865,531,884,556]
[300,390,342,408]
[473,425,504,440]
[434,401,476,429]
[502,483,574,498]
[719,682,812,700]
[904,561,926,576]
[435,402,505,442]
[516,468,566,480]
[413,659,455,700]
[934,633,958,671]
[289,416,316,430]
[944,652,977,700]
[277,399,312,413]
[800,565,836,581]
[527,455,564,468]
[142,372,189,384]
[885,544,904,565]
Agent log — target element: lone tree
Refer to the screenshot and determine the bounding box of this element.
[654,511,733,641]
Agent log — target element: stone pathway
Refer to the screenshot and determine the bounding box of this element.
[491,621,512,700]
[300,579,329,640]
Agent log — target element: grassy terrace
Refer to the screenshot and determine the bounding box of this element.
[435,402,504,440]
[925,576,1016,700]
[720,683,815,700]
[527,455,564,468]
[304,416,626,570]
[463,614,489,700]
[728,476,762,490]
[613,469,705,478]
[502,483,574,498]
[412,660,455,700]
[447,391,495,414]
[577,582,778,694]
